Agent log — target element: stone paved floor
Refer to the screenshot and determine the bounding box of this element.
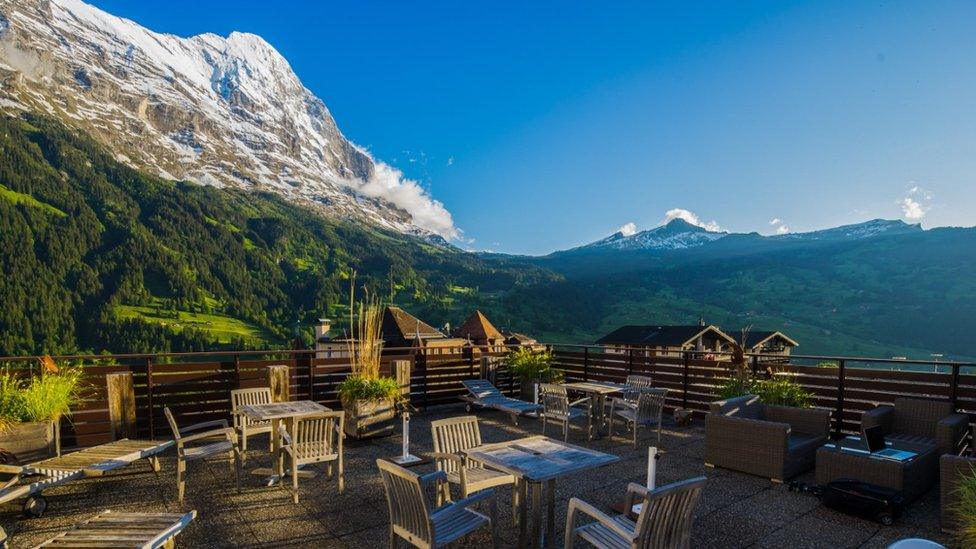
[2,404,953,548]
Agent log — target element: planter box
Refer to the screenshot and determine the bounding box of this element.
[341,397,395,439]
[0,420,56,462]
[520,378,539,403]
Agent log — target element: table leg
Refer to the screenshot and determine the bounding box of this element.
[518,480,528,547]
[530,482,542,548]
[546,479,555,549]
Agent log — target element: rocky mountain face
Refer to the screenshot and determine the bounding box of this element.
[0,0,455,239]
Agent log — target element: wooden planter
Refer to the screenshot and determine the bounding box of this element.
[340,397,396,439]
[520,378,540,403]
[0,420,57,462]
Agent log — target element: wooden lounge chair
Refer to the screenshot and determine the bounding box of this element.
[0,438,173,518]
[230,388,274,459]
[564,476,706,549]
[460,380,542,426]
[33,510,196,548]
[376,458,498,548]
[163,407,241,503]
[278,411,344,503]
[538,384,590,441]
[430,416,516,510]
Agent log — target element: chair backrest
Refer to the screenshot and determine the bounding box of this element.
[893,397,952,438]
[635,389,667,422]
[163,407,182,441]
[230,387,272,411]
[539,383,570,420]
[431,416,482,474]
[626,375,654,391]
[462,379,503,400]
[633,476,707,549]
[376,459,433,546]
[287,412,343,459]
[709,394,763,420]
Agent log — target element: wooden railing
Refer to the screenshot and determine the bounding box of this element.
[1,344,972,449]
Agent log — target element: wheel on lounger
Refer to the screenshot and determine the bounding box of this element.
[24,495,47,518]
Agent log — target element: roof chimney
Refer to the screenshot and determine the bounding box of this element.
[314,318,331,341]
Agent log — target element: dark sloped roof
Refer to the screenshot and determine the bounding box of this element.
[739,330,799,349]
[382,306,444,341]
[505,332,537,344]
[455,310,504,341]
[596,325,735,347]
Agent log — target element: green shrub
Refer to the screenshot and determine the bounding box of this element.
[507,348,563,382]
[951,466,976,547]
[337,375,403,403]
[0,364,85,430]
[718,375,757,399]
[753,376,814,408]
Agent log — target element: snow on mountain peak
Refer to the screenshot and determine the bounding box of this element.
[0,0,457,239]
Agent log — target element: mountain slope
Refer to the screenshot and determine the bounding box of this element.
[0,113,553,355]
[0,0,455,238]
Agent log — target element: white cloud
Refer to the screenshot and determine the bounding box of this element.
[769,217,789,234]
[899,184,931,221]
[776,225,790,234]
[663,208,722,232]
[769,218,782,226]
[617,222,638,237]
[446,156,454,167]
[346,161,459,240]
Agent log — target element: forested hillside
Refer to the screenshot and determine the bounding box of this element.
[0,114,555,355]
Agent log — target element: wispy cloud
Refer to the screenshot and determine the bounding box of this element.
[617,222,638,237]
[769,218,782,226]
[899,184,931,221]
[769,218,790,234]
[662,208,722,232]
[347,161,458,239]
[776,224,790,234]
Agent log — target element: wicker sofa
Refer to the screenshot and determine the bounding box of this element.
[940,424,976,533]
[705,394,831,482]
[861,397,968,456]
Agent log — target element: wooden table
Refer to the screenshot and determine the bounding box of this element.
[240,401,330,486]
[561,381,627,439]
[464,435,619,548]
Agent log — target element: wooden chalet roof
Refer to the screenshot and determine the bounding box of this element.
[740,330,799,349]
[382,306,444,341]
[455,310,504,341]
[595,325,736,348]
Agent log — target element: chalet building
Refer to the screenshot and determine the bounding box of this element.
[596,324,737,358]
[453,310,506,351]
[739,330,799,356]
[504,332,544,351]
[381,306,467,355]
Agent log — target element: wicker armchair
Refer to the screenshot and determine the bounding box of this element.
[861,397,968,456]
[705,394,831,482]
[940,424,976,533]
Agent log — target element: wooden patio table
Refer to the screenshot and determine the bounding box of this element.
[464,435,619,548]
[239,400,330,486]
[561,381,628,439]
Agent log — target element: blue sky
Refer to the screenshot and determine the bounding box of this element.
[90,1,976,254]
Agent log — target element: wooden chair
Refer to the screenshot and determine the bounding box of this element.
[163,407,241,503]
[430,416,516,509]
[376,458,497,549]
[230,387,274,459]
[610,389,667,447]
[278,411,344,503]
[539,383,590,441]
[564,476,706,549]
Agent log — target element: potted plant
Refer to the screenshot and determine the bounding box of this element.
[336,283,403,439]
[506,347,562,402]
[0,356,84,461]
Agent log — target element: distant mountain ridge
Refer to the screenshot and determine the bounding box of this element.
[0,0,455,239]
[558,217,923,256]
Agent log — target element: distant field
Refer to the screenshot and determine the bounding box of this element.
[114,304,275,345]
[0,183,66,216]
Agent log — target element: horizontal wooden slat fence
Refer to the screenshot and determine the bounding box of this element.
[1,344,971,450]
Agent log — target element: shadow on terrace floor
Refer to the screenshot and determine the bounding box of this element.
[2,404,951,548]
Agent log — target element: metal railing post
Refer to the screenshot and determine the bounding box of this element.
[834,359,846,439]
[306,350,315,402]
[583,347,589,381]
[233,354,241,388]
[950,364,960,410]
[682,352,690,410]
[145,356,155,440]
[628,348,634,377]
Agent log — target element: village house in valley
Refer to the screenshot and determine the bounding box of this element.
[596,324,737,357]
[737,330,799,356]
[453,310,507,351]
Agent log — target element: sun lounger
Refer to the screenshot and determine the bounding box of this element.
[460,379,542,425]
[33,509,196,548]
[0,438,173,518]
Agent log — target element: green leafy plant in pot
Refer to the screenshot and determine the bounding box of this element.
[336,277,403,439]
[507,347,562,402]
[0,356,85,461]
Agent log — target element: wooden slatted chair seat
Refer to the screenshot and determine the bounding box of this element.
[430,416,516,509]
[182,440,235,461]
[610,388,667,447]
[539,383,591,441]
[279,411,344,503]
[443,466,511,489]
[431,504,493,547]
[575,514,636,549]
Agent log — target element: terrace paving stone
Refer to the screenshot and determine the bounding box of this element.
[2,402,950,548]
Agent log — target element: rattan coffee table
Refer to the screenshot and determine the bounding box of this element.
[815,435,938,502]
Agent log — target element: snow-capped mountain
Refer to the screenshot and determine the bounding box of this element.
[0,0,456,239]
[566,218,923,255]
[572,218,728,252]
